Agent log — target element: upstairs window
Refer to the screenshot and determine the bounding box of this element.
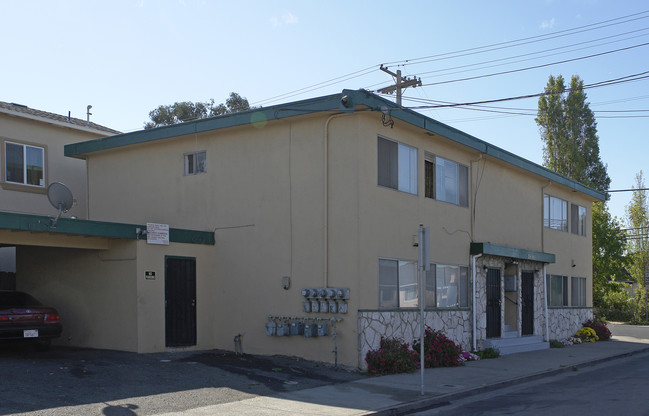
[571,204,587,236]
[377,136,417,194]
[425,154,468,207]
[184,151,206,175]
[544,194,568,232]
[4,141,45,187]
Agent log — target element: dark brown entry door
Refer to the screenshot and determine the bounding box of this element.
[486,268,501,338]
[521,271,534,336]
[165,256,197,347]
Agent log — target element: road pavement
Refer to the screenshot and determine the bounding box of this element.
[1,323,648,416]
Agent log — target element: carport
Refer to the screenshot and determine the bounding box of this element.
[0,211,215,353]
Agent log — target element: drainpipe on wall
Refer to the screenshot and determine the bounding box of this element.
[543,264,549,342]
[471,253,482,351]
[323,113,349,288]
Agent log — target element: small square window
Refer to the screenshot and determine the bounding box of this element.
[184,151,206,175]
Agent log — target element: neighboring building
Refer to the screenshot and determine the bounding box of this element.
[8,90,604,368]
[0,101,120,289]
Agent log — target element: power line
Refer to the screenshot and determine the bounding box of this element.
[412,42,649,88]
[385,70,649,111]
[381,10,649,68]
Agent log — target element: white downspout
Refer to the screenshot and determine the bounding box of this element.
[471,253,482,351]
[543,264,550,342]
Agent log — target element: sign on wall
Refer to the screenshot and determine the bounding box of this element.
[147,223,169,245]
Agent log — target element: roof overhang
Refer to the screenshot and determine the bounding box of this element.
[64,89,606,202]
[0,211,214,249]
[470,242,555,264]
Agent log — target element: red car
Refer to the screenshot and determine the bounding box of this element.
[0,291,62,350]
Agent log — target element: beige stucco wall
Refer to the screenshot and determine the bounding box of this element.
[77,110,596,367]
[17,242,138,351]
[0,113,104,219]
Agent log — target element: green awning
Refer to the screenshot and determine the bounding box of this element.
[470,242,555,264]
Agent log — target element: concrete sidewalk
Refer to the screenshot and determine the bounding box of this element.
[154,334,649,416]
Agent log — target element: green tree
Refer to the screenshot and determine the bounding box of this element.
[536,74,626,310]
[592,201,627,308]
[536,75,610,192]
[626,171,649,318]
[144,92,251,129]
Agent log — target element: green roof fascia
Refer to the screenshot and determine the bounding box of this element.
[63,89,605,202]
[339,89,606,202]
[0,211,214,245]
[64,94,344,158]
[470,242,555,264]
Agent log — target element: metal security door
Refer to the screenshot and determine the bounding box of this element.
[521,271,534,336]
[486,268,501,338]
[165,256,197,347]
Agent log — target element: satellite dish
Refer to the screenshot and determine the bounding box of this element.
[47,182,73,227]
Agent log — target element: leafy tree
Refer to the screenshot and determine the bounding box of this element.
[536,75,610,192]
[592,201,627,308]
[626,171,649,315]
[144,92,251,129]
[536,74,625,309]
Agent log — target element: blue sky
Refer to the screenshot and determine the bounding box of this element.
[1,0,647,222]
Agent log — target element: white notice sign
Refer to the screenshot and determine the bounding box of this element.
[147,223,169,245]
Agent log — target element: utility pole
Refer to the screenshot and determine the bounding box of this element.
[377,65,422,106]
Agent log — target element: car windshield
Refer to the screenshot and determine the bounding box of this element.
[0,292,43,307]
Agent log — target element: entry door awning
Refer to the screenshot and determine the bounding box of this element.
[470,242,555,264]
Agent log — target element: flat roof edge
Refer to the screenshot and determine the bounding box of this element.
[0,212,215,245]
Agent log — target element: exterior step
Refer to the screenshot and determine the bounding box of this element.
[482,335,549,355]
[503,330,518,338]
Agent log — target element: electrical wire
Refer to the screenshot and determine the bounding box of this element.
[380,10,649,68]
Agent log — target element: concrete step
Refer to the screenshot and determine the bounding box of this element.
[483,335,549,355]
[503,330,518,338]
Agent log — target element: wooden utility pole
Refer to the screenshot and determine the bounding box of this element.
[377,65,422,106]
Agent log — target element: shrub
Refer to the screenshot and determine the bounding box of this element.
[582,318,612,341]
[549,339,565,348]
[412,327,462,368]
[575,327,599,342]
[475,347,500,359]
[365,337,418,375]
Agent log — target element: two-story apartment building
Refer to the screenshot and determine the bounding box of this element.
[0,101,120,288]
[8,90,603,368]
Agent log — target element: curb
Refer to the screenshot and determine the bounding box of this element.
[369,345,649,416]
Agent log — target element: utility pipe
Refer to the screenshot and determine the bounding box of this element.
[323,113,348,288]
[543,264,550,342]
[471,253,482,351]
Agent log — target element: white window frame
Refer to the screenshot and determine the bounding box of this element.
[3,140,45,187]
[184,151,206,175]
[571,203,587,237]
[544,194,568,232]
[571,276,587,306]
[424,154,468,207]
[377,136,417,195]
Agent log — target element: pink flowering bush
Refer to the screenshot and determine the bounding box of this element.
[412,326,462,368]
[365,337,419,375]
[459,351,480,362]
